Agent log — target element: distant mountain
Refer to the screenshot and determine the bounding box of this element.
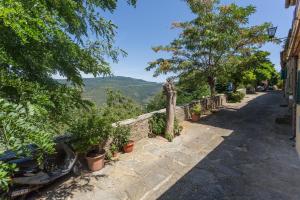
[67,76,162,106]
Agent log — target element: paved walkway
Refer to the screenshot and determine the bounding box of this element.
[34,92,300,200]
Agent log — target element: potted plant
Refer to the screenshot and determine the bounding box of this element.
[85,148,106,172]
[191,104,202,122]
[123,140,134,153]
[112,125,134,154]
[70,110,112,172]
[110,144,119,158]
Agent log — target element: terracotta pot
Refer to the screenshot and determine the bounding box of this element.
[123,140,134,153]
[191,114,200,122]
[85,150,106,172]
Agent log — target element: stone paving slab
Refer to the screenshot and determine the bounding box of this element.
[32,92,300,200]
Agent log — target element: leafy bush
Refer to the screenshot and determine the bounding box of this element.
[149,113,182,137]
[177,85,210,105]
[277,80,283,89]
[0,99,55,191]
[110,144,118,154]
[216,82,228,94]
[191,104,202,115]
[111,125,131,150]
[70,90,139,155]
[69,108,112,154]
[0,162,17,192]
[227,91,245,103]
[0,70,93,134]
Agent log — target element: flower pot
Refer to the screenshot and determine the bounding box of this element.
[85,150,106,172]
[191,114,200,122]
[123,140,134,153]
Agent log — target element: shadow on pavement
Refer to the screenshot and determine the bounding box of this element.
[27,173,106,200]
[158,91,300,200]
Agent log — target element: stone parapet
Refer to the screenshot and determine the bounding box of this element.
[113,94,226,141]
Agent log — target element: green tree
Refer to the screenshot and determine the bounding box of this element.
[270,71,280,86]
[228,51,270,90]
[0,0,136,86]
[146,91,166,112]
[101,89,143,123]
[0,0,136,190]
[229,51,278,88]
[0,0,138,130]
[242,70,256,87]
[0,0,137,128]
[146,0,270,96]
[0,99,56,191]
[0,69,93,131]
[176,72,210,104]
[0,0,137,144]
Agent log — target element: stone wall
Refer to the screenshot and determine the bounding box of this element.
[114,94,226,142]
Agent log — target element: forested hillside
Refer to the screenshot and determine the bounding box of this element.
[79,76,162,105]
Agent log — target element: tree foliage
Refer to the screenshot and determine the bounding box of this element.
[0,99,55,156]
[0,0,136,86]
[229,51,279,88]
[176,72,211,104]
[0,98,56,190]
[69,107,113,153]
[0,162,17,191]
[101,89,143,122]
[0,0,136,190]
[147,0,271,96]
[146,91,166,112]
[0,69,92,131]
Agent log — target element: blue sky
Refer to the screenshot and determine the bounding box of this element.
[84,0,295,82]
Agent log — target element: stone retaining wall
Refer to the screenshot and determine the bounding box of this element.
[114,94,226,141]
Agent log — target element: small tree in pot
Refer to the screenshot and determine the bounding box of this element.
[111,125,133,154]
[191,104,202,122]
[70,109,112,172]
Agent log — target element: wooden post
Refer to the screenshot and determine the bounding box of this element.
[163,79,177,141]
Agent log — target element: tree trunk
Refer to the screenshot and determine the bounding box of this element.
[208,76,216,97]
[163,79,177,141]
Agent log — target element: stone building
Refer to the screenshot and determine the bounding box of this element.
[281,0,300,155]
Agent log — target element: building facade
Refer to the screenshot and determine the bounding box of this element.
[282,0,300,155]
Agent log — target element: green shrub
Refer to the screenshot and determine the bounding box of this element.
[111,125,131,150]
[110,144,118,154]
[165,133,174,142]
[177,84,210,105]
[149,113,166,136]
[69,108,112,154]
[0,162,17,192]
[149,113,182,137]
[277,80,283,89]
[105,126,131,159]
[0,99,55,191]
[191,104,202,115]
[227,91,245,103]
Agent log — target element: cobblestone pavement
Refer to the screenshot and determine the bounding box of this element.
[32,92,300,200]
